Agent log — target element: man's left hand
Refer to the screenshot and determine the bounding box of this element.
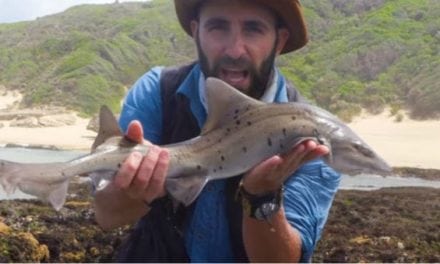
[242,140,329,195]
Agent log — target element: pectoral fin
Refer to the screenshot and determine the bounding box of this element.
[166,173,209,206]
[47,181,69,211]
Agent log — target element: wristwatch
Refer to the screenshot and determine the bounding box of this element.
[237,181,284,221]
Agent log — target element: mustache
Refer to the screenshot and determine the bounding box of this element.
[214,56,253,71]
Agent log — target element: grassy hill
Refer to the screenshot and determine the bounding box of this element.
[0,0,439,119]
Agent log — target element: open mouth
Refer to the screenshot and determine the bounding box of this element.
[219,68,250,88]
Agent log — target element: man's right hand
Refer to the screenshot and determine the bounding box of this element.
[113,120,169,205]
[94,120,169,230]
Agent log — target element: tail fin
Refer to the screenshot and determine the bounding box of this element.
[0,160,21,194]
[0,159,69,210]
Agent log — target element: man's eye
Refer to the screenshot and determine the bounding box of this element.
[208,24,227,31]
[245,24,264,34]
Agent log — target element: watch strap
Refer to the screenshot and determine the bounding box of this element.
[236,181,283,221]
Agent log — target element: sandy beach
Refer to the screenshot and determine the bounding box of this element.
[0,89,96,150]
[349,109,440,170]
[0,90,439,168]
[0,118,96,150]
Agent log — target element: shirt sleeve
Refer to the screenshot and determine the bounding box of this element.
[283,159,341,262]
[118,66,164,144]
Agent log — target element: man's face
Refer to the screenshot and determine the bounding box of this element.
[191,0,289,98]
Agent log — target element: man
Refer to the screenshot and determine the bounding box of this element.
[94,0,340,262]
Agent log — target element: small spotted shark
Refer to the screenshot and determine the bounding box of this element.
[0,78,391,210]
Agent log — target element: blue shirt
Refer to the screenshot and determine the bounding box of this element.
[119,63,341,262]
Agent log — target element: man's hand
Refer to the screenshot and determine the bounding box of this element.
[113,120,169,204]
[242,140,329,194]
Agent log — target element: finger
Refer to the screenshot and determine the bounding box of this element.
[143,149,169,203]
[126,120,144,143]
[242,155,283,194]
[275,140,316,177]
[281,140,311,165]
[113,151,143,189]
[130,145,162,195]
[302,144,329,163]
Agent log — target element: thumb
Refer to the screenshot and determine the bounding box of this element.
[126,120,144,143]
[245,155,283,181]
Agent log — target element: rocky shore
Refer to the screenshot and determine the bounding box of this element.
[0,168,439,262]
[1,89,439,262]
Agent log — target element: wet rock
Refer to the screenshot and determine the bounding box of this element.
[0,231,50,262]
[0,221,11,234]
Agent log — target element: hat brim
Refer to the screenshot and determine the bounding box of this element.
[174,0,308,54]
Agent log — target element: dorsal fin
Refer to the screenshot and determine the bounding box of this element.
[91,105,122,150]
[201,77,264,135]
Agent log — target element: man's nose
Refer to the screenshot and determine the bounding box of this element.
[224,32,247,59]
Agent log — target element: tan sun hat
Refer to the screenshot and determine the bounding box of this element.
[174,0,308,54]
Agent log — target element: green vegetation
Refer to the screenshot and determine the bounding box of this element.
[0,0,439,119]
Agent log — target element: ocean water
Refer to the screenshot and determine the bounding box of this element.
[0,147,439,200]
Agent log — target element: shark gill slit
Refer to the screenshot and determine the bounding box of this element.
[267,137,273,147]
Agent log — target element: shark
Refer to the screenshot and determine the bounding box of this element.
[0,78,391,210]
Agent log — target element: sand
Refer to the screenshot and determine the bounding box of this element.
[0,118,96,150]
[349,109,440,170]
[0,90,96,150]
[0,90,439,168]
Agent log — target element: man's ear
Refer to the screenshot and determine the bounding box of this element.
[275,28,290,55]
[190,20,199,38]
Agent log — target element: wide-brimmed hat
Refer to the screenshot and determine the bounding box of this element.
[174,0,308,54]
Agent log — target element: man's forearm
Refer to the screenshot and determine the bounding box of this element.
[242,207,302,262]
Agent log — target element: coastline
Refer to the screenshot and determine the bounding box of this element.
[0,117,96,151]
[1,91,439,169]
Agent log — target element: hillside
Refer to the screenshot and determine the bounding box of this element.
[0,0,439,118]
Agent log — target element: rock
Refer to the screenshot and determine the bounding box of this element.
[0,231,50,262]
[18,232,50,261]
[38,114,77,127]
[10,117,40,127]
[349,235,372,245]
[397,242,405,250]
[61,251,86,262]
[379,236,392,244]
[87,112,120,132]
[87,115,99,132]
[0,222,11,234]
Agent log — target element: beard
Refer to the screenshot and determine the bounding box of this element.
[196,34,278,99]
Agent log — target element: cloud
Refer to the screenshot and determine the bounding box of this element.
[0,0,149,23]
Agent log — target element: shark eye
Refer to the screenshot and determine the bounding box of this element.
[353,143,374,158]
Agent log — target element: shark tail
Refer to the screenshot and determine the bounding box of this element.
[0,159,69,211]
[0,159,21,194]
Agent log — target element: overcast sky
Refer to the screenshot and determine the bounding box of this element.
[0,0,149,23]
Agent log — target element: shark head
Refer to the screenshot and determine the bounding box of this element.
[297,102,392,176]
[203,77,392,176]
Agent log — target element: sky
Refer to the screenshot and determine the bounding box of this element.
[0,0,149,24]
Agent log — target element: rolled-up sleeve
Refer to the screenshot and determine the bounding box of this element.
[283,159,341,262]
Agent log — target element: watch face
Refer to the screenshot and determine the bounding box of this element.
[254,202,280,220]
